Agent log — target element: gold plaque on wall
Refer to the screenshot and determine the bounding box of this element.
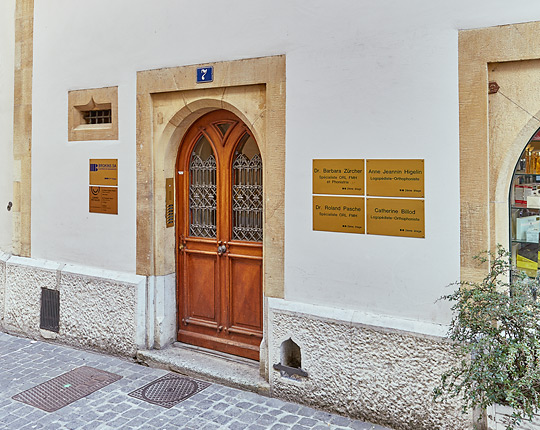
[89,159,118,186]
[366,159,424,197]
[166,178,174,227]
[313,196,365,234]
[366,198,424,238]
[313,159,364,195]
[89,187,118,215]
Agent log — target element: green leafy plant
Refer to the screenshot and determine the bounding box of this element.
[434,245,540,430]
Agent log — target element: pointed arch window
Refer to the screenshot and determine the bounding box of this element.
[510,128,540,277]
[232,133,263,242]
[189,135,217,238]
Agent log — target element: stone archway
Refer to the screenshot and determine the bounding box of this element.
[154,88,267,278]
[459,23,540,280]
[135,56,285,376]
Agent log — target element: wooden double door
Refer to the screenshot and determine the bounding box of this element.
[176,110,263,360]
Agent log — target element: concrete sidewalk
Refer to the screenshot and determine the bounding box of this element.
[0,332,393,430]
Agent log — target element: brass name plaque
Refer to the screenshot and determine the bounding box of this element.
[166,178,174,228]
[89,187,118,215]
[313,196,365,234]
[366,159,424,197]
[90,159,118,186]
[366,198,424,238]
[313,159,364,195]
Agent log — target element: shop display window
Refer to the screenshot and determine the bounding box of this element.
[510,129,540,277]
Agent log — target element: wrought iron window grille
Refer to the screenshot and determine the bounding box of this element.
[83,109,112,125]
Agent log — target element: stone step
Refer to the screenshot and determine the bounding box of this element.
[136,342,271,396]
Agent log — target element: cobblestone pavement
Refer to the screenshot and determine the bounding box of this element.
[0,332,392,430]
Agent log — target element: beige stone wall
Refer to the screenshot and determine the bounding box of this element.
[459,22,540,279]
[269,308,470,430]
[136,56,286,299]
[151,85,266,277]
[67,86,119,141]
[488,60,540,249]
[12,0,33,258]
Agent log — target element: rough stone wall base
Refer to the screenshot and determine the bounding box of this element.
[2,256,146,356]
[268,302,471,430]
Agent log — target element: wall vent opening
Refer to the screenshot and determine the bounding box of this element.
[40,288,60,333]
[83,109,112,125]
[273,338,308,379]
[281,338,301,368]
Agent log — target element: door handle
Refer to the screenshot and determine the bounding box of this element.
[217,241,228,256]
[178,237,186,251]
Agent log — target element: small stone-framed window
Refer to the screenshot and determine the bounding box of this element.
[68,86,118,141]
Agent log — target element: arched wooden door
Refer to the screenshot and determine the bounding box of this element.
[176,110,263,360]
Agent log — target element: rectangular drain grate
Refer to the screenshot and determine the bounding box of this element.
[12,366,122,412]
[128,373,210,408]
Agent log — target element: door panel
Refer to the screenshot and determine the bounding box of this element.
[176,110,263,361]
[185,252,217,321]
[228,256,262,330]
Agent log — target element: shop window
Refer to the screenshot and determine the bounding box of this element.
[68,86,118,141]
[511,128,540,277]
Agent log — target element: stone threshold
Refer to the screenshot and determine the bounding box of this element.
[136,342,271,396]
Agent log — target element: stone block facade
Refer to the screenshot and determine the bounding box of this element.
[268,306,470,430]
[0,255,146,356]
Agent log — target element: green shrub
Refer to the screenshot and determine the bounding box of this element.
[434,245,540,430]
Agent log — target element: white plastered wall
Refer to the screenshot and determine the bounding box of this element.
[0,0,15,254]
[29,0,540,328]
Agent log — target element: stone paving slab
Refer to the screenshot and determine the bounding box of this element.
[0,332,394,430]
[137,343,270,396]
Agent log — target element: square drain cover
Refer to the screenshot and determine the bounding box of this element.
[12,366,122,412]
[129,373,210,408]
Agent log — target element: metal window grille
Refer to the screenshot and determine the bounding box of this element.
[83,109,112,125]
[189,154,217,238]
[40,288,60,333]
[232,153,263,242]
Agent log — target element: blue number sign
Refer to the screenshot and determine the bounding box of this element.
[196,66,214,83]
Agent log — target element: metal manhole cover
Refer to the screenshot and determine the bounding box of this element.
[12,366,122,412]
[128,373,210,408]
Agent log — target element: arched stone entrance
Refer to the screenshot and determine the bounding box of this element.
[135,56,285,375]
